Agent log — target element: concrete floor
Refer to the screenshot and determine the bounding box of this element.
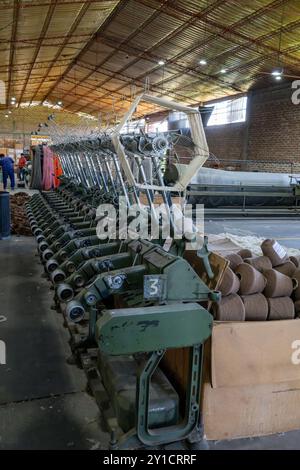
[1,233,300,449]
[0,236,109,450]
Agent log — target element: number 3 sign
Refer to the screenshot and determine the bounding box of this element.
[143,275,166,301]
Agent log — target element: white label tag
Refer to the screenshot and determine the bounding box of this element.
[273,241,287,259]
[163,236,173,252]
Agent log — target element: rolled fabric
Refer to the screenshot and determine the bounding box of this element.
[290,255,300,268]
[225,253,243,270]
[237,248,252,259]
[263,269,294,298]
[235,263,267,295]
[292,269,300,301]
[261,239,289,267]
[241,293,269,321]
[275,261,297,277]
[244,256,272,273]
[267,297,295,320]
[211,294,246,321]
[295,300,300,317]
[218,267,240,296]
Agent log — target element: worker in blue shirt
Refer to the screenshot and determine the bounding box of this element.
[0,153,15,190]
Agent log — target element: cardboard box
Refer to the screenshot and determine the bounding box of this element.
[202,319,300,440]
[211,320,300,388]
[203,379,300,440]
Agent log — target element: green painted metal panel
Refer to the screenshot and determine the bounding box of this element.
[96,303,212,355]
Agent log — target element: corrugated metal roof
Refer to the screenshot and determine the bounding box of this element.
[0,0,299,123]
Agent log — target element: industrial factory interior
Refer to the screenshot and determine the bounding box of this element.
[1,0,300,456]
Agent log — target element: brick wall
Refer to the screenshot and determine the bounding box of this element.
[248,86,300,166]
[246,161,300,173]
[204,83,300,173]
[205,122,245,161]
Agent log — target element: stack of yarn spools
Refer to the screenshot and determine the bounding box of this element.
[212,239,300,322]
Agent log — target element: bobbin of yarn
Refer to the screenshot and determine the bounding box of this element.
[244,256,272,273]
[267,297,295,320]
[263,269,294,298]
[292,269,300,301]
[275,261,297,277]
[237,249,252,259]
[211,294,246,322]
[290,255,300,268]
[235,263,267,295]
[241,293,269,321]
[225,253,243,270]
[218,267,240,296]
[261,239,289,267]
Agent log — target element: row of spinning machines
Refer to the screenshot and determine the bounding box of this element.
[25,94,220,449]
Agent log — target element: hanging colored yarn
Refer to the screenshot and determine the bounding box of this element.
[42,145,54,190]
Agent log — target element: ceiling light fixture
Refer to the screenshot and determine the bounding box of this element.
[199,59,207,65]
[5,114,8,118]
[57,100,63,106]
[275,75,282,80]
[271,69,283,76]
[158,60,165,66]
[220,68,227,74]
